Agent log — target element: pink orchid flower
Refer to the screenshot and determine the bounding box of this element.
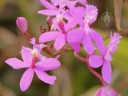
[89,33,121,83]
[39,14,81,52]
[38,0,76,20]
[68,5,105,55]
[5,40,61,92]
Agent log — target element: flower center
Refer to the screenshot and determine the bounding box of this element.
[57,14,63,23]
[32,49,38,58]
[56,14,65,33]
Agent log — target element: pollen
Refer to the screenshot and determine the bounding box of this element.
[56,14,63,23]
[32,49,38,57]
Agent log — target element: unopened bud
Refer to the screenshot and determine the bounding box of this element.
[16,17,28,33]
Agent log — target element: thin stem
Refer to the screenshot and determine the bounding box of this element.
[86,62,106,86]
[24,31,32,40]
[74,52,106,86]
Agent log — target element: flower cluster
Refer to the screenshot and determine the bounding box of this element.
[38,0,121,83]
[5,0,121,95]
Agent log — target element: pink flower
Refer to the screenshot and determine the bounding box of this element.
[95,86,120,96]
[5,42,61,92]
[39,14,80,52]
[68,5,105,55]
[89,33,121,83]
[16,17,28,33]
[38,0,73,20]
[21,38,46,62]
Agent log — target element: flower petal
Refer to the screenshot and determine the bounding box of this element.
[90,29,105,55]
[95,88,102,96]
[5,58,27,69]
[65,20,77,31]
[70,7,84,27]
[85,5,98,25]
[82,34,95,55]
[68,28,84,43]
[102,61,112,83]
[76,7,86,17]
[20,68,34,92]
[54,34,66,51]
[39,31,60,42]
[89,55,103,68]
[66,1,77,8]
[40,0,57,9]
[69,42,81,52]
[38,10,58,16]
[35,69,56,85]
[20,46,32,66]
[36,58,61,71]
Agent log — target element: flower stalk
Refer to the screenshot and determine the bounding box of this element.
[74,52,106,86]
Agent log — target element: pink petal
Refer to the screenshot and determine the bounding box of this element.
[89,55,103,68]
[20,68,34,92]
[35,69,56,85]
[85,5,98,25]
[5,58,27,69]
[40,0,57,9]
[102,61,112,83]
[95,88,102,96]
[63,11,73,21]
[66,1,77,8]
[39,31,60,42]
[36,58,61,71]
[68,28,84,43]
[38,10,58,16]
[90,29,105,55]
[70,7,84,27]
[76,7,86,17]
[54,34,66,51]
[101,87,109,96]
[69,42,81,52]
[65,20,77,31]
[20,47,32,67]
[82,35,95,55]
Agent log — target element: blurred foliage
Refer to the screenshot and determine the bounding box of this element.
[0,0,128,96]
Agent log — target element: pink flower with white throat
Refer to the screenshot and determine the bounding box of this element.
[5,38,61,92]
[89,33,121,83]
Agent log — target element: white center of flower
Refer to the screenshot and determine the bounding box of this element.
[56,14,63,23]
[32,49,38,57]
[84,16,90,24]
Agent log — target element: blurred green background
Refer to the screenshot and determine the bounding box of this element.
[0,0,128,96]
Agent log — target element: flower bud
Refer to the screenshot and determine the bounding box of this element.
[95,86,120,96]
[16,17,28,33]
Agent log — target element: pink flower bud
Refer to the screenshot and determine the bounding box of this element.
[16,17,28,33]
[95,86,120,96]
